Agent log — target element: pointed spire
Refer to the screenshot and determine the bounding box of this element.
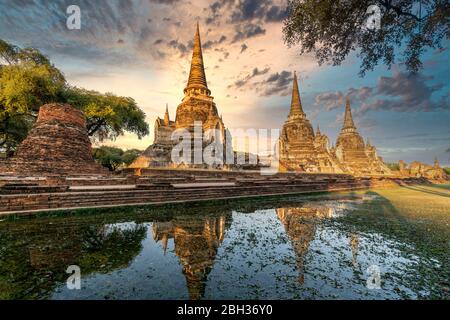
[343,99,356,130]
[434,157,440,168]
[366,138,371,147]
[164,103,170,125]
[289,72,305,117]
[185,22,209,94]
[316,125,321,136]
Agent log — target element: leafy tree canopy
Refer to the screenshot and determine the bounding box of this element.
[283,0,449,75]
[0,39,149,153]
[92,146,142,171]
[63,87,149,142]
[386,162,400,171]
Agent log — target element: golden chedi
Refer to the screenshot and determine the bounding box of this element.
[279,73,343,173]
[279,72,319,172]
[131,23,228,169]
[334,100,391,175]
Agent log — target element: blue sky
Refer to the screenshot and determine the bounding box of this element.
[0,0,449,165]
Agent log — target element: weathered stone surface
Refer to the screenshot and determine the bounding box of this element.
[279,72,320,172]
[398,158,447,180]
[1,168,418,215]
[278,85,391,176]
[131,23,229,169]
[334,100,391,175]
[0,103,105,175]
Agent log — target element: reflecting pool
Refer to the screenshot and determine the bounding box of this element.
[0,185,449,300]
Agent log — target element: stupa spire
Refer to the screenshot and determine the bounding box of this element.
[184,22,209,95]
[164,103,170,125]
[289,72,305,117]
[434,157,440,168]
[343,99,356,130]
[316,125,321,136]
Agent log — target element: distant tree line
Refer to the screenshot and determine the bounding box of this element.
[0,39,149,154]
[92,146,142,171]
[386,162,400,171]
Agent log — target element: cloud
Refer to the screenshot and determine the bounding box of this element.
[227,68,293,97]
[167,39,189,56]
[257,70,293,96]
[314,70,449,115]
[149,0,182,5]
[228,67,271,89]
[314,91,345,111]
[230,0,287,23]
[203,35,227,50]
[231,23,266,43]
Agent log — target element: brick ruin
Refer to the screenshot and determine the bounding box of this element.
[279,75,392,176]
[0,103,106,176]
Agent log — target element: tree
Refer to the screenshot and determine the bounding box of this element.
[0,40,66,152]
[92,146,142,171]
[62,87,149,142]
[92,146,125,171]
[122,149,142,166]
[283,0,449,75]
[386,162,400,171]
[0,39,149,153]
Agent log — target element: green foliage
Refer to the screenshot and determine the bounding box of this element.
[122,149,142,166]
[283,1,449,75]
[0,40,65,152]
[443,167,450,175]
[386,162,400,171]
[0,39,149,153]
[63,87,149,142]
[92,146,142,171]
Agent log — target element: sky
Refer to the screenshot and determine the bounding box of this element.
[0,0,449,165]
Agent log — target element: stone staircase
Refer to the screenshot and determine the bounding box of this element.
[0,173,378,215]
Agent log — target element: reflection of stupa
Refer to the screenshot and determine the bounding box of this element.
[152,215,230,299]
[349,233,359,269]
[276,206,332,284]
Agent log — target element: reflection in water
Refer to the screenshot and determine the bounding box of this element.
[0,189,448,300]
[276,207,333,284]
[0,222,146,299]
[349,233,360,269]
[152,215,230,300]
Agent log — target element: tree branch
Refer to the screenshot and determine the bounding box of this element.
[87,119,106,136]
[378,0,425,22]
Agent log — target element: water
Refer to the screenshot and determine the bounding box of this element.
[0,187,449,300]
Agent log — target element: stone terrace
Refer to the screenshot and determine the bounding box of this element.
[0,168,421,216]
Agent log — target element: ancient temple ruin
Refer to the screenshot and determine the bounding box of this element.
[334,100,391,175]
[278,72,320,172]
[398,158,447,180]
[278,73,344,173]
[279,75,391,176]
[0,103,105,175]
[131,23,230,169]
